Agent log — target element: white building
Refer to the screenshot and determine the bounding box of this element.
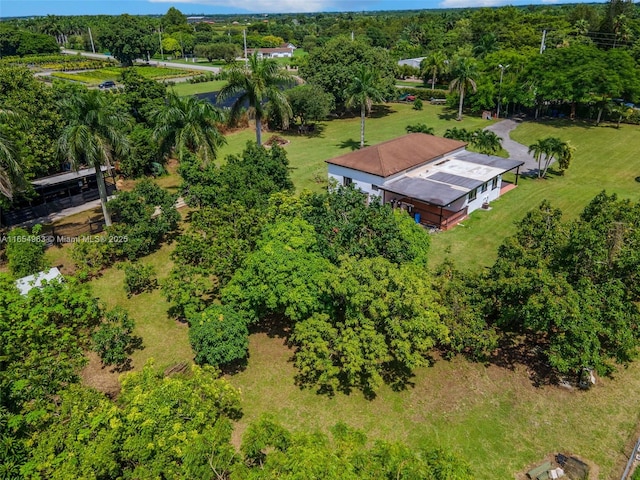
[326,133,524,230]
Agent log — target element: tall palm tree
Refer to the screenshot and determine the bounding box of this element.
[0,110,23,201]
[152,93,226,165]
[528,139,548,179]
[57,89,130,226]
[420,52,447,91]
[449,57,478,121]
[217,52,294,146]
[344,65,386,149]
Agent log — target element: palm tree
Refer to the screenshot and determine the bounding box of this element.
[217,52,294,146]
[528,139,548,179]
[420,52,447,91]
[0,110,23,201]
[57,90,130,227]
[152,93,226,165]
[344,65,386,149]
[473,130,502,155]
[449,57,478,121]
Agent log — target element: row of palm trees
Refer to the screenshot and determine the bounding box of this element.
[528,137,575,178]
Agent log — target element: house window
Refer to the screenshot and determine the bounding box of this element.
[481,182,488,193]
[492,177,499,190]
[343,177,353,187]
[372,185,379,191]
[468,188,477,201]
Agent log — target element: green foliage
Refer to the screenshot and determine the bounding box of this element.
[300,35,396,108]
[119,68,166,125]
[236,417,473,479]
[0,66,62,179]
[179,142,294,209]
[528,137,575,178]
[120,262,157,297]
[120,124,163,177]
[100,14,157,66]
[406,123,435,134]
[487,195,640,376]
[222,218,334,325]
[413,97,424,110]
[107,179,179,260]
[0,27,59,57]
[4,225,48,277]
[69,236,112,281]
[0,275,103,409]
[189,304,249,368]
[25,363,241,479]
[91,306,140,368]
[397,86,449,100]
[302,184,430,265]
[194,42,241,63]
[286,83,335,126]
[292,256,448,396]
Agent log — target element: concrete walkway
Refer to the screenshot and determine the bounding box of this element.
[484,118,550,177]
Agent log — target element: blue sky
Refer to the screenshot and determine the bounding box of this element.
[1,0,607,18]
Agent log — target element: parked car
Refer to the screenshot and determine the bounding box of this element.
[98,80,116,89]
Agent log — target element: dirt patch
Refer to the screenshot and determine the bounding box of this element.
[80,351,122,399]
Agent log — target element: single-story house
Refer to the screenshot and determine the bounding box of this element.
[326,133,524,230]
[246,47,293,59]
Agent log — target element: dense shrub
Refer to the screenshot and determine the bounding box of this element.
[189,305,249,367]
[70,236,113,281]
[5,225,48,277]
[121,262,157,297]
[397,87,448,101]
[91,307,140,369]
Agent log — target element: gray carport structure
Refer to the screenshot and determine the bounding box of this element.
[2,166,116,226]
[382,153,524,230]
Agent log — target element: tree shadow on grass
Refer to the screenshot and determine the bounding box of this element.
[486,332,558,388]
[438,111,457,121]
[337,139,362,151]
[369,104,394,118]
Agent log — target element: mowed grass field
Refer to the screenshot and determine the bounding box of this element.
[57,107,640,479]
[428,119,640,270]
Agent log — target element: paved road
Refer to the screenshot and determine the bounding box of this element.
[62,49,221,73]
[484,118,551,177]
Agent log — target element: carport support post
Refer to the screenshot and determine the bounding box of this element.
[515,166,520,185]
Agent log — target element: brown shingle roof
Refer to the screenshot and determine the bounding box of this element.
[325,133,467,178]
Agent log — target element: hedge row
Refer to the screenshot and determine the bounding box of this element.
[396,87,449,100]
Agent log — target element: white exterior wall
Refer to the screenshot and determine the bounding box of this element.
[327,164,385,201]
[464,175,503,214]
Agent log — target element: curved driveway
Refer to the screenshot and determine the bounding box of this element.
[484,119,551,176]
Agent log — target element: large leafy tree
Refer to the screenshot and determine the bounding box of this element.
[152,93,226,165]
[449,56,478,121]
[100,14,156,66]
[344,65,386,148]
[57,89,130,226]
[286,84,334,127]
[0,109,23,201]
[217,51,294,146]
[300,35,396,109]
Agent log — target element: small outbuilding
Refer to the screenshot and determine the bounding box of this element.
[15,267,63,296]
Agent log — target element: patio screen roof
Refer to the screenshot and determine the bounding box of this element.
[383,176,468,207]
[31,166,111,188]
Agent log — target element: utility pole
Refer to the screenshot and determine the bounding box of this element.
[243,29,247,60]
[539,29,547,54]
[158,28,164,61]
[88,27,96,54]
[497,64,509,119]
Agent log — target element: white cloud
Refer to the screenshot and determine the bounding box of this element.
[438,0,507,6]
[148,0,337,13]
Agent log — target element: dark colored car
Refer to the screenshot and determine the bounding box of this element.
[98,81,116,89]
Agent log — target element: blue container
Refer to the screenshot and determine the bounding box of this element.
[414,213,421,224]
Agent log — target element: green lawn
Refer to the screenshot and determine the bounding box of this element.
[428,119,640,270]
[170,80,227,96]
[217,103,496,192]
